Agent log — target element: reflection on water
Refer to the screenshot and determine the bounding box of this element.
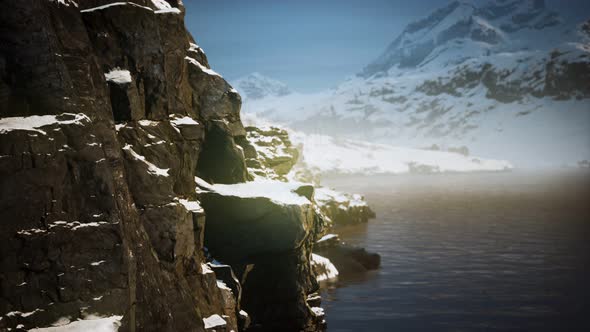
[321,170,590,331]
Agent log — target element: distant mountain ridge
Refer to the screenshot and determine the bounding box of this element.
[240,0,590,167]
[361,0,561,77]
[232,72,291,100]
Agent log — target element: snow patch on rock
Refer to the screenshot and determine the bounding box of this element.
[29,315,122,332]
[80,2,152,13]
[216,280,232,292]
[0,113,90,135]
[202,314,226,329]
[50,0,78,7]
[104,68,132,84]
[311,253,339,282]
[185,56,222,77]
[122,144,170,177]
[196,178,311,206]
[151,0,180,13]
[201,263,214,274]
[188,42,204,53]
[176,198,204,213]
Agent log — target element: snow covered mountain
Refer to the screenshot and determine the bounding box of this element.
[241,0,590,168]
[361,0,562,77]
[232,72,291,100]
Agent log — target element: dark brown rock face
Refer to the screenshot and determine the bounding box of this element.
[0,1,247,331]
[0,1,338,332]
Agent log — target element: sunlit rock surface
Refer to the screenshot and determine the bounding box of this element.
[240,125,377,227]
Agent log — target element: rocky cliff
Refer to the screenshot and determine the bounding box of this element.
[240,125,376,226]
[237,125,381,283]
[0,1,331,331]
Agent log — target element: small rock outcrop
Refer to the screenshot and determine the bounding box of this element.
[314,237,381,279]
[314,188,376,227]
[197,179,327,331]
[241,125,376,227]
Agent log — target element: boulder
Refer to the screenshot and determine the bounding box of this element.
[199,180,317,262]
[315,243,381,278]
[314,188,376,227]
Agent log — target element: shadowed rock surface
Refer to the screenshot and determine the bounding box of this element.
[197,180,328,331]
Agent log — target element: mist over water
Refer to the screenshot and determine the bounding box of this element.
[321,170,590,331]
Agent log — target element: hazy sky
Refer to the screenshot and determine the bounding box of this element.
[184,0,590,92]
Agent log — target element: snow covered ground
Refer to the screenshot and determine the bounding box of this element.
[243,115,513,175]
[240,64,589,169]
[289,130,512,175]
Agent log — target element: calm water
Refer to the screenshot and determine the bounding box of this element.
[321,170,590,332]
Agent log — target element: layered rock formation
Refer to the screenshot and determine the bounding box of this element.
[0,1,327,331]
[241,125,376,226]
[239,126,299,181]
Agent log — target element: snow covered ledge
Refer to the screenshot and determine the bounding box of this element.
[196,177,327,330]
[0,113,90,135]
[28,315,122,332]
[195,177,317,261]
[195,177,311,206]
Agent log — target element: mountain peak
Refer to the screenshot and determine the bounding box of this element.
[360,0,560,78]
[404,1,475,35]
[233,72,292,100]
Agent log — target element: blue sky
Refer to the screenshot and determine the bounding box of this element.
[184,0,590,92]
